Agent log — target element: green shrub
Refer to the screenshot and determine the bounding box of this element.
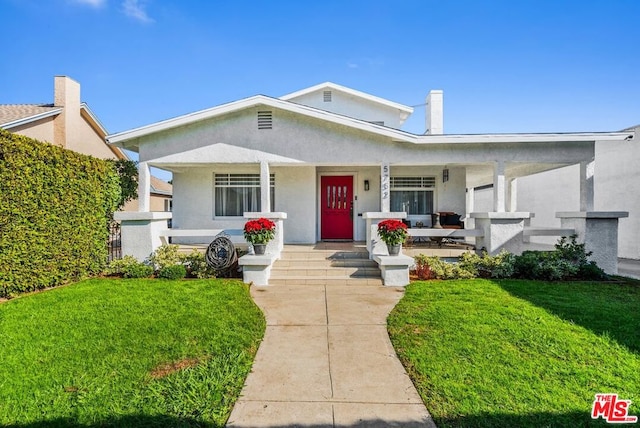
[157,264,187,280]
[107,256,153,278]
[513,235,605,281]
[182,250,217,279]
[0,130,120,297]
[413,255,475,280]
[459,250,515,279]
[147,244,183,270]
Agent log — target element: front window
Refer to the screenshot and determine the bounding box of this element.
[214,174,274,217]
[390,176,435,215]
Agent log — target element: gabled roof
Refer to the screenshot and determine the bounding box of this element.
[0,104,62,128]
[280,81,414,115]
[150,176,173,196]
[107,95,419,150]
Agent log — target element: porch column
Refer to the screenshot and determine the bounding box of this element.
[138,161,151,212]
[508,178,518,212]
[580,159,595,212]
[493,161,506,213]
[381,163,390,212]
[260,161,271,213]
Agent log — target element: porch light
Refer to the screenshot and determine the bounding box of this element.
[364,180,370,191]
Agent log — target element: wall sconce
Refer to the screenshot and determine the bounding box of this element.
[443,168,449,183]
[364,180,370,191]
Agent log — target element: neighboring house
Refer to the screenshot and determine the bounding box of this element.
[510,124,639,259]
[0,75,172,211]
[107,82,632,274]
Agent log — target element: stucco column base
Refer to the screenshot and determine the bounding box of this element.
[238,254,277,286]
[373,255,413,286]
[244,212,287,255]
[470,212,533,256]
[363,212,407,259]
[114,212,173,262]
[557,211,629,275]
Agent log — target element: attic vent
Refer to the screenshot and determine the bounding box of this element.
[257,111,272,130]
[323,90,332,102]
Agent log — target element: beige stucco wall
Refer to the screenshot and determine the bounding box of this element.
[9,117,56,145]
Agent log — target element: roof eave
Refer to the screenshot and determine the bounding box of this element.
[0,108,63,130]
[414,132,634,144]
[107,95,419,150]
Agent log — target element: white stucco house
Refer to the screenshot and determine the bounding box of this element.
[107,82,633,281]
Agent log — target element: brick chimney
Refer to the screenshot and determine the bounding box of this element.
[425,90,443,135]
[53,76,81,148]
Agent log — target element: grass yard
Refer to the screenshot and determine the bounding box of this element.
[0,278,265,427]
[388,279,640,428]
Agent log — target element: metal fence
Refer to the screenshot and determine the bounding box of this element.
[108,221,121,262]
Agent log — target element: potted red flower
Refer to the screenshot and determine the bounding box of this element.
[243,218,276,255]
[377,219,408,256]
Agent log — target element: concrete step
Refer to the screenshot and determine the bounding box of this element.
[270,266,381,278]
[269,277,384,286]
[274,259,378,268]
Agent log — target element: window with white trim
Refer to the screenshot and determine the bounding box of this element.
[390,176,435,215]
[214,174,275,217]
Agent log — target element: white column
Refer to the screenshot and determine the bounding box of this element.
[381,163,390,212]
[493,161,506,213]
[508,178,518,212]
[138,161,150,212]
[260,161,270,213]
[466,187,475,214]
[580,160,595,212]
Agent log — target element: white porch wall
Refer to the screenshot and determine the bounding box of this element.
[272,165,316,243]
[516,132,640,259]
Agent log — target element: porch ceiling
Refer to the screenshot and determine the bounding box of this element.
[465,162,570,188]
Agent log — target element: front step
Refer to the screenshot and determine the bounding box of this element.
[269,245,382,286]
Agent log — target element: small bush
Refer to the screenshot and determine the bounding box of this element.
[413,255,474,280]
[158,264,187,280]
[107,256,154,279]
[459,250,515,279]
[182,250,216,279]
[148,244,183,270]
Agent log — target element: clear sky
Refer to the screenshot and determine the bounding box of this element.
[1,0,638,139]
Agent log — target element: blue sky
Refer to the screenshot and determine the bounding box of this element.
[1,0,639,139]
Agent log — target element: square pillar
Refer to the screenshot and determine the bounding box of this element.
[493,161,506,213]
[138,161,151,212]
[260,161,271,213]
[470,212,533,255]
[557,211,628,275]
[580,160,595,212]
[244,212,287,255]
[114,211,173,261]
[363,212,406,259]
[381,163,391,212]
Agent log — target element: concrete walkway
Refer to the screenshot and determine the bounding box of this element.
[227,284,436,427]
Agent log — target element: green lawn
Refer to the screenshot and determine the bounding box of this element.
[388,279,640,428]
[0,279,265,427]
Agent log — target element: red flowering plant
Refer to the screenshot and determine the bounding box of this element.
[243,218,276,244]
[377,219,408,246]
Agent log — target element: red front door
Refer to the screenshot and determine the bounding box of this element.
[321,176,353,240]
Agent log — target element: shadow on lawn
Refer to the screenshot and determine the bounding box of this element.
[498,280,640,354]
[5,415,218,428]
[435,410,613,428]
[4,413,616,428]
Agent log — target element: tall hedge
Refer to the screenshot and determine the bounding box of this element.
[0,130,120,297]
